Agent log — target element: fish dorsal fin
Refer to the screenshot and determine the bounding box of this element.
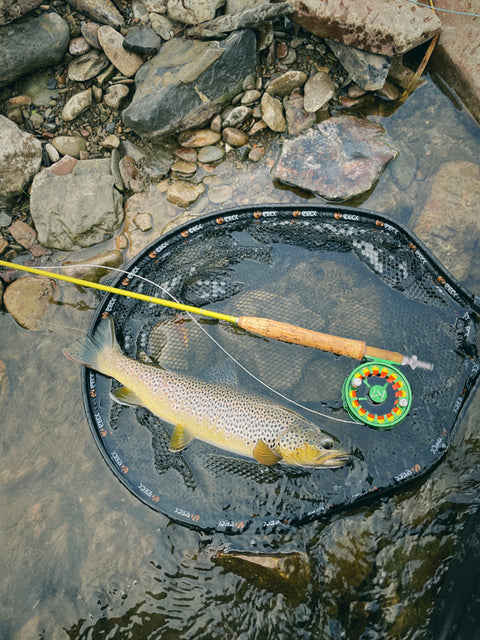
[253,440,282,466]
[110,386,143,407]
[169,424,194,452]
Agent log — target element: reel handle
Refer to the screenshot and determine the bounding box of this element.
[237,316,404,364]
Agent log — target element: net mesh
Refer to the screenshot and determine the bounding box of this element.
[83,205,480,533]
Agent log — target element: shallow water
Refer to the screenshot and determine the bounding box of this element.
[1,73,480,640]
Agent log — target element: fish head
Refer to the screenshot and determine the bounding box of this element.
[276,425,350,469]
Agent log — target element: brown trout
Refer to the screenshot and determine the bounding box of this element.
[63,318,350,468]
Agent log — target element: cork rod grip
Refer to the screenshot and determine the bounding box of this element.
[237,316,367,360]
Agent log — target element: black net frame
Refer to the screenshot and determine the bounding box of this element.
[82,204,480,534]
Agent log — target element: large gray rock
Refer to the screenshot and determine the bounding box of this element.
[0,115,43,204]
[0,0,43,25]
[123,29,257,140]
[30,158,123,250]
[272,116,398,201]
[282,0,441,56]
[0,12,70,88]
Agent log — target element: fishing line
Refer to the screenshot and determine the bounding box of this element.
[40,262,356,424]
[405,0,480,18]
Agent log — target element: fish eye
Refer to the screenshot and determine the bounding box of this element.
[322,439,334,450]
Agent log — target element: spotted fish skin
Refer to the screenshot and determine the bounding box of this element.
[63,318,349,468]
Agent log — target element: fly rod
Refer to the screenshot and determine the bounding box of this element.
[0,258,432,370]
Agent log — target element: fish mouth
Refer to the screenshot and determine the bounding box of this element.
[312,450,350,468]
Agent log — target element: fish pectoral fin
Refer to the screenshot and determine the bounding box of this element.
[169,424,194,452]
[253,440,282,466]
[110,386,144,407]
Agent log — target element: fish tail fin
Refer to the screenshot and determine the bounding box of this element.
[63,317,119,374]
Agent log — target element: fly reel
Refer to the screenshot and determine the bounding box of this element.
[342,359,412,429]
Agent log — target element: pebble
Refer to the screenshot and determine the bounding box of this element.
[149,13,175,40]
[8,220,45,257]
[49,155,78,175]
[3,276,58,331]
[284,91,316,135]
[248,146,265,162]
[166,180,205,207]
[175,147,197,163]
[376,80,401,101]
[222,105,252,128]
[178,129,221,148]
[266,70,308,97]
[207,184,233,204]
[260,92,286,132]
[134,212,153,232]
[241,89,261,105]
[45,143,60,163]
[118,155,139,189]
[198,145,224,163]
[123,25,162,55]
[103,84,130,109]
[171,159,197,178]
[222,127,249,147]
[210,114,222,133]
[303,71,335,113]
[61,88,92,122]
[81,22,101,49]
[98,26,144,78]
[52,135,87,158]
[68,50,110,82]
[102,134,120,149]
[69,37,91,56]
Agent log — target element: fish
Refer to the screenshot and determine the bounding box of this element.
[63,318,350,469]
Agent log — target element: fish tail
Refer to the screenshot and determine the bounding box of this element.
[63,317,119,374]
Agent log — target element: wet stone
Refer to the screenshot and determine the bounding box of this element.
[272,116,398,201]
[261,92,286,132]
[222,105,252,128]
[197,145,224,163]
[248,146,265,162]
[98,26,144,77]
[133,212,153,232]
[171,160,197,178]
[303,71,335,113]
[61,249,124,281]
[266,70,307,97]
[178,129,221,148]
[3,276,59,331]
[68,50,110,82]
[222,127,249,147]
[166,180,205,207]
[207,184,233,204]
[8,220,45,258]
[175,147,197,163]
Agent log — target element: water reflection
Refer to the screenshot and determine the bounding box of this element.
[1,72,480,640]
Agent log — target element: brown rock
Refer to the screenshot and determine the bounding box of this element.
[166,180,205,207]
[8,220,45,257]
[222,127,249,147]
[98,26,144,77]
[3,276,59,331]
[178,129,221,148]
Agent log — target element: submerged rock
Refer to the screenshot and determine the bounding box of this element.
[123,29,257,140]
[411,161,480,282]
[0,12,70,88]
[272,116,398,201]
[0,115,43,204]
[3,276,59,331]
[30,158,123,250]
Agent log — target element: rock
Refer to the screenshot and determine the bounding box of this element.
[103,83,130,109]
[171,159,197,178]
[178,129,221,148]
[149,13,175,40]
[133,212,153,232]
[266,70,307,97]
[175,147,197,162]
[0,115,42,204]
[61,88,92,122]
[376,79,401,101]
[222,105,252,128]
[51,135,87,158]
[3,276,59,331]
[285,0,441,56]
[0,232,8,254]
[8,220,45,257]
[272,116,398,201]
[327,40,390,92]
[102,134,120,149]
[98,25,144,77]
[30,158,123,250]
[66,0,123,28]
[166,180,205,207]
[61,249,124,281]
[248,146,265,162]
[167,0,225,25]
[303,70,335,112]
[123,188,174,258]
[49,155,78,175]
[69,36,91,56]
[118,155,139,189]
[207,184,233,204]
[45,143,60,163]
[222,127,249,147]
[143,147,175,180]
[261,92,286,132]
[123,25,162,55]
[81,21,102,48]
[241,89,261,105]
[0,0,43,25]
[122,29,257,140]
[20,72,59,108]
[0,12,70,88]
[410,161,480,281]
[198,145,225,163]
[284,91,316,135]
[68,50,110,82]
